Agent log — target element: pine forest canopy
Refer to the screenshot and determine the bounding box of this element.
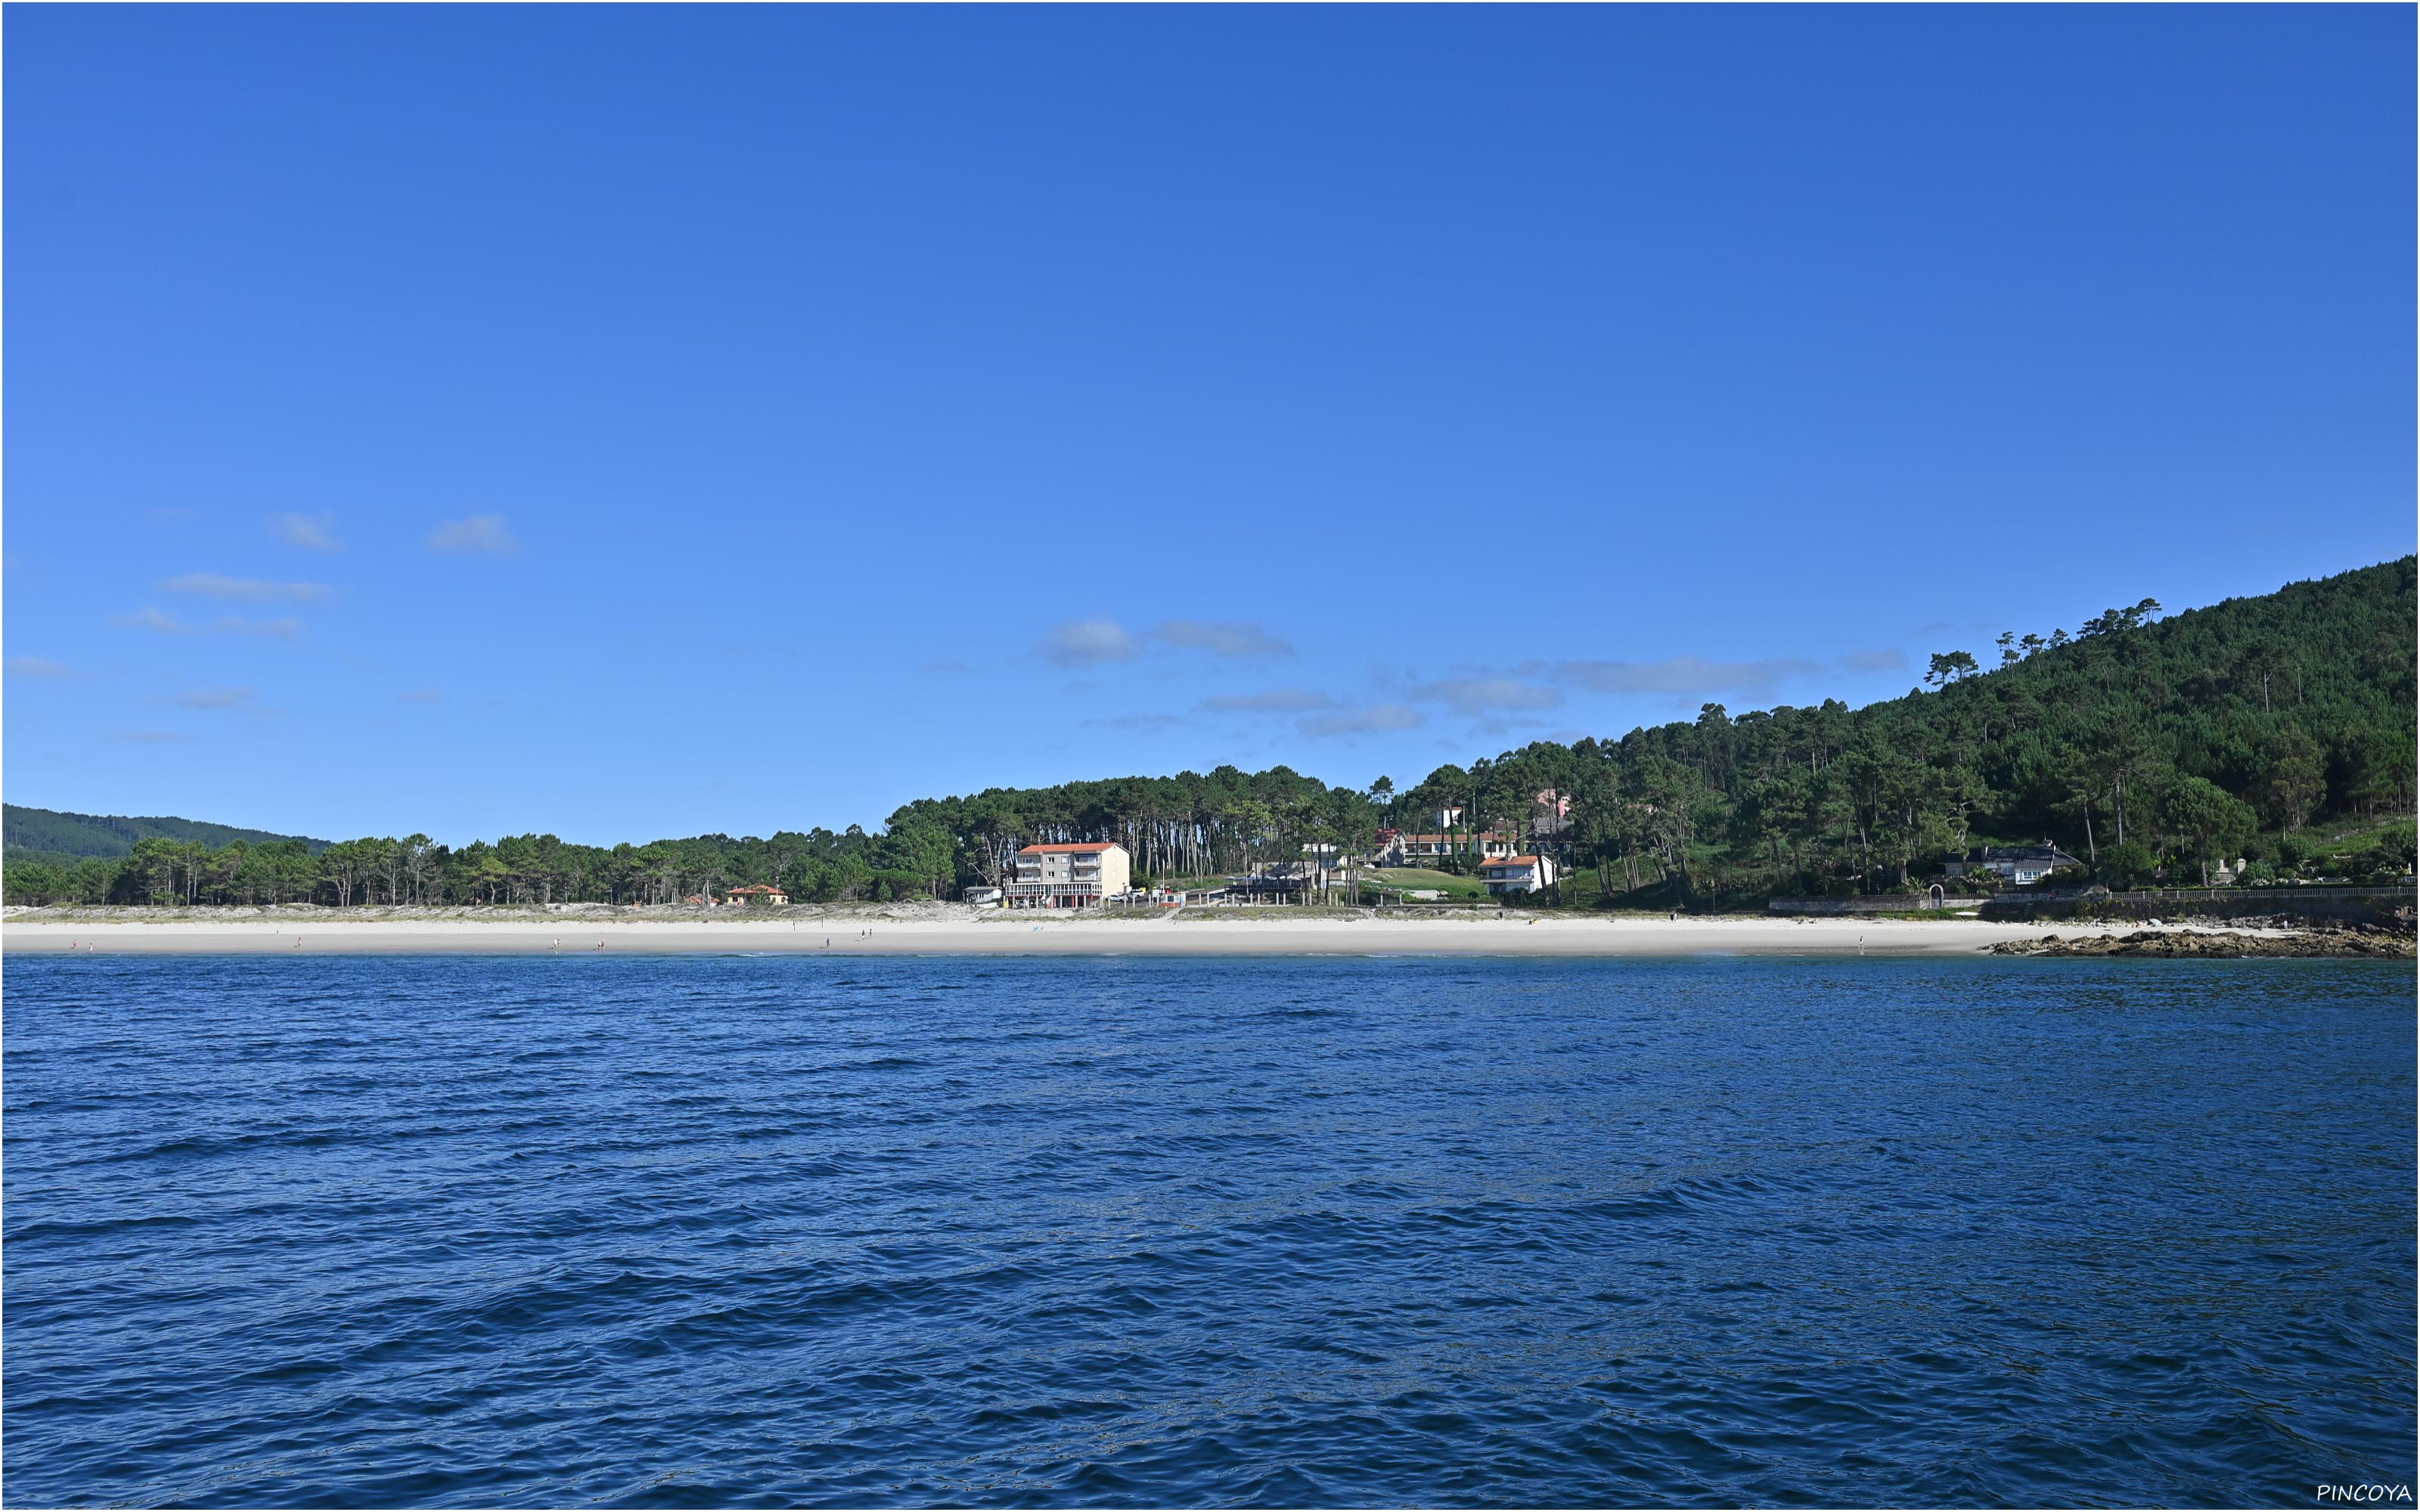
[7,558,2414,909]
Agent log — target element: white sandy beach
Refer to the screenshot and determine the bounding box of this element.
[0,909,2239,958]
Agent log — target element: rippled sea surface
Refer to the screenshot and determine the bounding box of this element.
[5,955,2412,1507]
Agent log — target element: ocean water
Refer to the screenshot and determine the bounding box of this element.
[4,953,2412,1507]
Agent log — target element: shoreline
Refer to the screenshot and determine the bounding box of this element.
[0,909,2342,958]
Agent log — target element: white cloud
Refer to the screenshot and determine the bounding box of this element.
[271,511,343,552]
[1300,703,1425,738]
[1553,655,1825,700]
[428,514,518,556]
[237,617,306,641]
[122,606,303,639]
[116,606,189,634]
[1410,677,1564,714]
[6,656,70,680]
[1041,618,1142,668]
[1040,616,1297,669]
[1202,687,1336,714]
[175,687,256,711]
[1838,649,1909,674]
[1151,620,1293,658]
[163,574,329,603]
[1082,713,1187,733]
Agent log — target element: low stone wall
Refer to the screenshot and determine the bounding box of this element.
[1981,885,2415,925]
[1768,895,1972,915]
[1769,885,2416,925]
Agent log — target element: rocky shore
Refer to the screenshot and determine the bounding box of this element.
[1988,926,2415,959]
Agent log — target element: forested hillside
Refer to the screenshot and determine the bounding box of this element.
[6,559,2412,908]
[3,806,327,869]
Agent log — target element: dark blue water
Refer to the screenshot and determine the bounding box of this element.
[5,955,2412,1507]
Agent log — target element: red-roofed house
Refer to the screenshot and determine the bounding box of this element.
[722,883,790,906]
[1008,842,1131,909]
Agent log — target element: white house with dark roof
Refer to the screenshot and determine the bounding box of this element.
[1944,843,2085,886]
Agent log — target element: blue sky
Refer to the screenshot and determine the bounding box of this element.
[6,5,2412,845]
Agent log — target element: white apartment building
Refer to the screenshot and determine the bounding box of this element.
[1007,842,1132,909]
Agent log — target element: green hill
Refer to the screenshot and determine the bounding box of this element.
[3,804,328,869]
[3,559,2412,908]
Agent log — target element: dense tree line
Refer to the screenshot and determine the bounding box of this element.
[7,559,2412,909]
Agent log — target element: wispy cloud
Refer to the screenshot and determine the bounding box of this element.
[1553,655,1826,701]
[119,606,303,639]
[1082,712,1187,733]
[1041,616,1296,669]
[6,655,70,680]
[1410,677,1564,714]
[1041,618,1143,668]
[116,606,190,634]
[225,616,305,641]
[1550,650,1909,702]
[163,573,329,603]
[1300,703,1425,738]
[428,514,518,556]
[175,687,256,711]
[271,511,343,552]
[1202,686,1336,714]
[1838,649,1909,674]
[1151,620,1292,658]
